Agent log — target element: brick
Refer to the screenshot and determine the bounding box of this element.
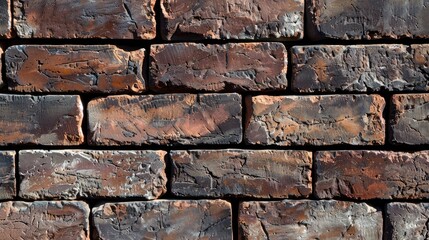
[93,200,232,239]
[239,200,382,239]
[150,43,287,92]
[19,150,167,200]
[316,150,429,200]
[0,201,90,239]
[5,45,145,93]
[88,93,242,145]
[0,0,11,38]
[0,151,15,199]
[171,150,312,198]
[0,48,3,88]
[391,94,429,145]
[292,44,429,92]
[386,202,429,240]
[13,0,156,39]
[245,95,385,146]
[0,94,84,145]
[161,0,304,40]
[307,0,429,40]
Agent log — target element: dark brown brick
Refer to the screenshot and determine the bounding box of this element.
[88,93,242,145]
[93,200,232,239]
[239,200,382,239]
[391,94,429,145]
[307,0,429,40]
[19,150,167,200]
[150,43,287,92]
[161,0,304,40]
[0,201,90,239]
[0,94,84,145]
[0,0,11,38]
[386,202,429,240]
[0,151,15,199]
[245,95,385,146]
[5,45,145,93]
[171,150,312,198]
[316,150,429,200]
[292,44,429,92]
[13,0,156,39]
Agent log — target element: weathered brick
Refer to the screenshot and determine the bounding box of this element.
[0,95,84,145]
[386,202,429,240]
[316,150,429,200]
[0,151,15,199]
[245,95,385,146]
[391,94,429,145]
[0,0,11,38]
[88,93,242,145]
[239,200,382,239]
[0,48,3,88]
[0,201,90,239]
[161,0,304,40]
[5,45,145,93]
[19,150,167,200]
[292,44,429,92]
[13,0,156,39]
[150,43,287,92]
[307,0,429,40]
[93,200,232,239]
[171,150,312,198]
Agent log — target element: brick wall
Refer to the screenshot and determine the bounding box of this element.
[0,0,428,239]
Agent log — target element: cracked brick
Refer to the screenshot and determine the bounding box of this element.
[0,0,11,38]
[0,151,15,200]
[386,202,429,240]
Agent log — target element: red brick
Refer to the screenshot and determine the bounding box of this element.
[5,45,145,93]
[386,202,429,240]
[0,0,11,38]
[239,200,382,239]
[161,0,304,40]
[316,150,429,200]
[93,200,232,239]
[0,95,84,145]
[150,43,287,92]
[245,95,385,146]
[88,93,242,145]
[19,150,167,200]
[171,149,312,198]
[0,151,15,199]
[13,0,156,39]
[0,201,90,239]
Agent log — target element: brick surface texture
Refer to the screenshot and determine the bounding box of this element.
[0,151,15,199]
[386,202,429,240]
[0,0,11,38]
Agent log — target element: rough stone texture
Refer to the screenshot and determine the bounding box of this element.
[0,151,15,200]
[316,150,429,200]
[239,200,382,240]
[391,94,429,145]
[0,201,90,239]
[307,0,429,40]
[292,44,429,92]
[171,150,312,198]
[150,43,287,92]
[161,0,304,40]
[0,0,11,38]
[93,200,232,239]
[386,202,429,240]
[0,94,84,145]
[13,0,156,39]
[19,150,167,200]
[245,95,385,146]
[0,48,3,88]
[88,93,242,145]
[5,45,145,93]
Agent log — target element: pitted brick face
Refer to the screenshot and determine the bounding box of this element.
[386,203,429,240]
[0,0,11,38]
[0,151,15,200]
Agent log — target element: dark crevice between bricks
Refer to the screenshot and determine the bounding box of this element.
[231,198,239,240]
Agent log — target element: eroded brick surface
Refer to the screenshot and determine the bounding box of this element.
[292,44,429,92]
[161,0,304,40]
[0,201,90,240]
[93,200,232,239]
[88,94,242,145]
[5,45,145,93]
[19,150,167,200]
[239,200,382,239]
[13,0,156,39]
[0,151,15,199]
[150,43,288,92]
[386,202,429,240]
[316,151,429,200]
[0,0,11,38]
[0,95,84,145]
[245,95,385,146]
[171,150,312,198]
